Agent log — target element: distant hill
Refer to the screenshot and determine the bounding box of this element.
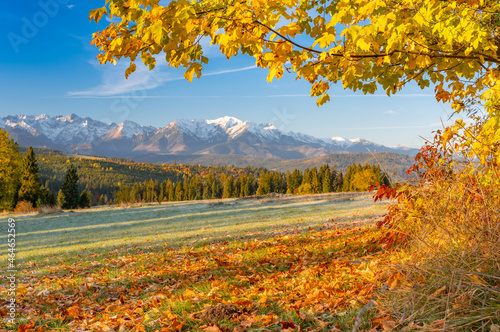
[35,151,266,199]
[133,152,415,177]
[34,148,414,199]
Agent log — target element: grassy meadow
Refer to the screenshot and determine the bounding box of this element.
[0,193,398,331]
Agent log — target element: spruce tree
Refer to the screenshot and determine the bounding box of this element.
[57,189,65,208]
[79,190,91,208]
[166,180,174,201]
[342,165,353,192]
[222,175,234,198]
[247,173,255,196]
[37,186,56,207]
[18,146,41,206]
[322,167,332,193]
[336,172,344,192]
[310,167,320,193]
[61,164,79,209]
[256,171,270,195]
[174,181,184,201]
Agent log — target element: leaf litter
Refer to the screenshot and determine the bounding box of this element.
[1,210,399,331]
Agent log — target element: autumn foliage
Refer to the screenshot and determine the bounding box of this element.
[2,211,401,331]
[370,124,500,329]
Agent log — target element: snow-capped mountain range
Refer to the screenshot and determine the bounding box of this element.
[0,114,417,160]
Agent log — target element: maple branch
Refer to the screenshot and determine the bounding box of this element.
[253,20,321,55]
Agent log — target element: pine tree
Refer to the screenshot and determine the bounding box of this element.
[222,175,234,198]
[166,179,174,201]
[342,165,353,192]
[302,168,311,185]
[273,172,284,193]
[18,146,41,206]
[285,171,293,194]
[336,172,344,192]
[61,164,79,209]
[37,186,56,207]
[183,178,189,200]
[322,166,332,193]
[158,180,165,203]
[130,183,141,202]
[211,178,221,199]
[57,189,65,208]
[256,171,271,195]
[146,179,155,202]
[290,169,302,194]
[240,174,249,197]
[0,129,21,211]
[174,181,184,201]
[310,167,320,193]
[79,190,91,208]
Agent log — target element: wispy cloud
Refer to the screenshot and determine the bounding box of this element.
[331,124,441,130]
[204,65,257,76]
[66,61,257,97]
[243,93,435,98]
[105,16,121,23]
[384,110,398,115]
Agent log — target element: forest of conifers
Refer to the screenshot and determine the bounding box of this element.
[35,150,390,206]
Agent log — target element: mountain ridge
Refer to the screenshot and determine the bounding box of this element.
[1,113,419,160]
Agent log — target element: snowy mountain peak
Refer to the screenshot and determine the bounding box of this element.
[35,114,49,121]
[56,114,77,122]
[206,116,244,129]
[0,113,418,158]
[105,120,153,139]
[264,124,277,130]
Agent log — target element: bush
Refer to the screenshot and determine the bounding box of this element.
[79,190,92,208]
[38,205,62,215]
[376,142,500,330]
[14,200,36,213]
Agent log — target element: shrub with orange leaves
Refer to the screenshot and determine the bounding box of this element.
[375,117,500,330]
[14,200,37,213]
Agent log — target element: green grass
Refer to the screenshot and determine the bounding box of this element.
[0,193,383,265]
[0,192,389,331]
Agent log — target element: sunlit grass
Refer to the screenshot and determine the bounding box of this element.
[0,193,383,263]
[0,193,391,331]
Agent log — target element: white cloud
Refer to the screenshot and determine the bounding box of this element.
[204,65,257,76]
[67,60,172,97]
[67,60,257,97]
[384,110,398,115]
[105,16,121,23]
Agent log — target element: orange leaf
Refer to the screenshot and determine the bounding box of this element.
[200,324,222,332]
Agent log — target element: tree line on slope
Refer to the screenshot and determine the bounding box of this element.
[111,163,390,204]
[0,129,391,211]
[0,129,92,211]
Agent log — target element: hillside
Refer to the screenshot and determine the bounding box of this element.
[29,148,408,206]
[35,151,264,199]
[133,151,415,177]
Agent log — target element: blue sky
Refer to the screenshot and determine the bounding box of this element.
[1,1,454,148]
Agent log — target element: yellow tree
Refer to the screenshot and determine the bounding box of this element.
[90,2,500,326]
[0,129,21,211]
[90,0,499,170]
